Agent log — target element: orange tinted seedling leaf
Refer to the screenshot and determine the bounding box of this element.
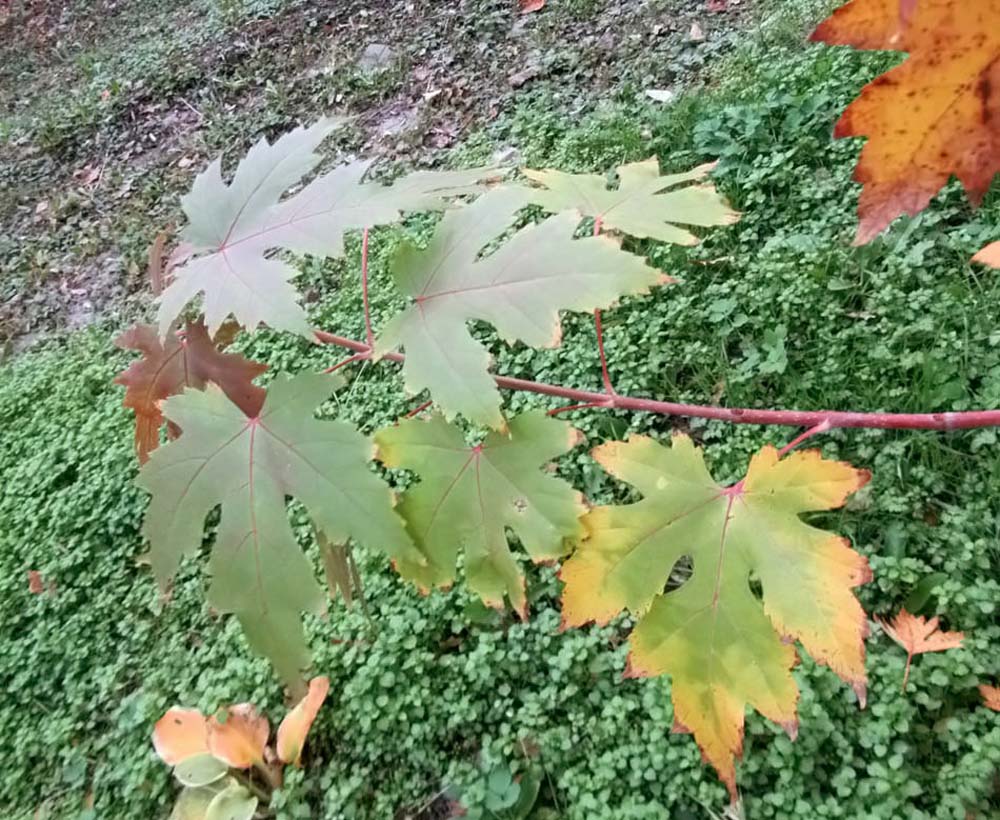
[979,684,1000,711]
[876,609,964,692]
[207,704,269,769]
[277,676,330,766]
[152,707,209,765]
[972,242,1000,269]
[811,1,1000,244]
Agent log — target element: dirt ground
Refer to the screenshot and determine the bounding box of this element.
[0,0,754,355]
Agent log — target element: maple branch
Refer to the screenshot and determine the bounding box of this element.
[313,330,1000,431]
[360,227,375,351]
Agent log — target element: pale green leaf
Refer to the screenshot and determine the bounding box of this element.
[139,372,419,684]
[375,188,667,427]
[173,753,228,788]
[521,157,738,245]
[158,117,498,338]
[170,784,226,820]
[205,784,257,820]
[375,411,585,614]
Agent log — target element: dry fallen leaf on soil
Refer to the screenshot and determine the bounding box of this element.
[876,608,964,692]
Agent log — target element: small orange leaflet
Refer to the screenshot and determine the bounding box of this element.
[811,1,1000,245]
[277,676,330,766]
[980,684,1000,711]
[27,570,44,594]
[207,704,270,769]
[876,609,964,692]
[519,0,545,13]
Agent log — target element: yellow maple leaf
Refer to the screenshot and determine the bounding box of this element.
[560,434,871,798]
[811,0,1000,244]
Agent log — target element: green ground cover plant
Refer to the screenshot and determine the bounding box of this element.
[2,2,999,818]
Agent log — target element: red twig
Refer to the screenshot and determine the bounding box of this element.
[361,227,375,350]
[547,401,610,416]
[324,352,369,374]
[313,330,1000,431]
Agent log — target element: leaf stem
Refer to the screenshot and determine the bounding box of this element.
[590,216,617,397]
[313,330,1000,431]
[777,420,832,457]
[361,227,375,351]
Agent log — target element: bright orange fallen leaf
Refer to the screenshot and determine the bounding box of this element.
[876,609,963,692]
[207,704,269,769]
[277,676,330,766]
[972,241,1000,269]
[152,707,209,765]
[519,0,544,13]
[980,684,1000,711]
[811,1,1000,245]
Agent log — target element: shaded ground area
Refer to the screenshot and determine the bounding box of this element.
[1,0,752,353]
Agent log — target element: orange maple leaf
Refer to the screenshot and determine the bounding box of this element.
[811,1,1000,245]
[876,609,963,692]
[980,684,1000,711]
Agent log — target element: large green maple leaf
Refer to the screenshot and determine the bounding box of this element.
[139,372,419,683]
[158,118,496,339]
[560,433,871,798]
[375,411,585,615]
[375,188,667,428]
[521,157,738,244]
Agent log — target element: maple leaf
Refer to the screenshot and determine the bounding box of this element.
[115,320,267,463]
[520,157,739,244]
[973,241,1000,269]
[560,434,871,798]
[158,117,499,338]
[811,1,1000,245]
[152,707,210,766]
[375,411,586,615]
[207,704,269,769]
[375,188,668,427]
[277,676,330,766]
[876,608,964,692]
[139,372,420,684]
[980,684,1000,711]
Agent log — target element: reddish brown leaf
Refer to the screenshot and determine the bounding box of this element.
[519,0,544,12]
[27,570,44,594]
[980,684,1000,711]
[147,232,168,296]
[114,320,267,463]
[876,608,964,692]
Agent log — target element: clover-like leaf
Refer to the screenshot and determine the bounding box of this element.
[207,705,269,770]
[811,1,1000,244]
[153,707,210,766]
[115,321,267,463]
[139,372,419,683]
[158,117,499,338]
[277,676,330,766]
[561,434,871,798]
[376,188,667,427]
[520,157,738,244]
[375,411,585,615]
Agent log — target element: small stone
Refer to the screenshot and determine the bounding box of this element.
[357,43,395,74]
[492,146,521,166]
